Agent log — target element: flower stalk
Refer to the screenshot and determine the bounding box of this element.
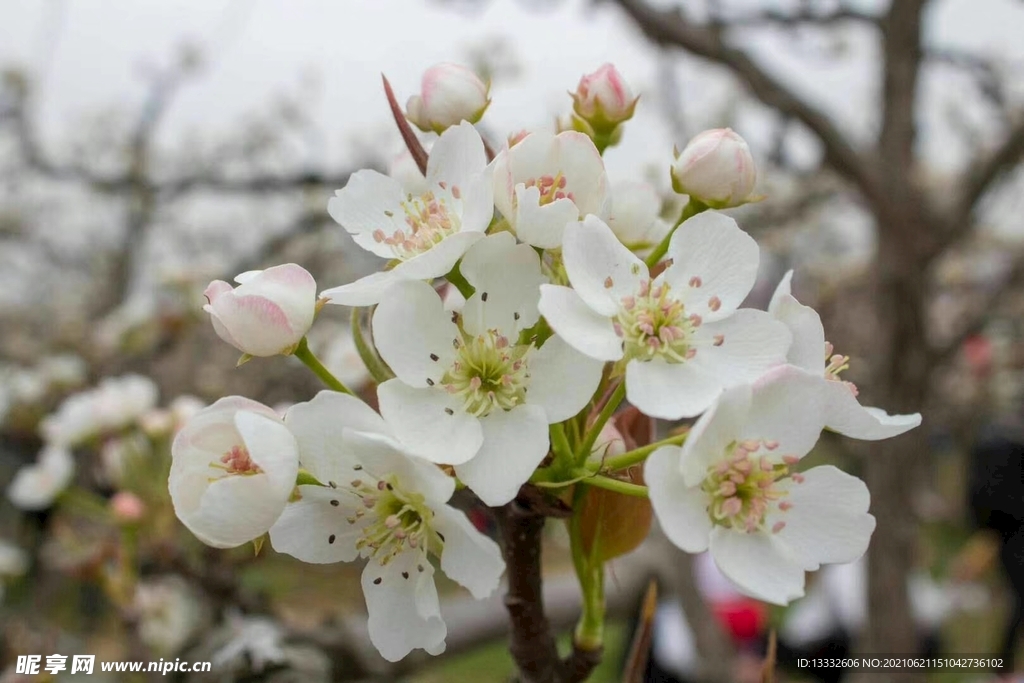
[293,337,354,395]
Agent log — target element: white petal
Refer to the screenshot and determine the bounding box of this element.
[771,294,826,375]
[513,185,580,249]
[458,171,496,235]
[376,380,483,466]
[268,486,363,563]
[434,505,505,599]
[341,429,456,506]
[767,270,794,313]
[426,121,487,190]
[372,280,458,387]
[526,335,604,423]
[328,171,406,259]
[739,365,829,459]
[7,445,74,511]
[563,216,647,316]
[624,357,725,420]
[821,380,922,439]
[606,181,660,246]
[660,211,759,321]
[283,391,389,483]
[646,446,713,552]
[709,527,806,605]
[459,232,546,335]
[678,384,752,486]
[392,231,484,280]
[769,465,874,570]
[455,404,548,506]
[690,309,792,385]
[320,270,398,307]
[537,285,622,361]
[183,473,289,548]
[554,132,607,216]
[361,551,447,662]
[235,411,300,497]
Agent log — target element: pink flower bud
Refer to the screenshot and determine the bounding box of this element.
[203,264,316,357]
[571,63,638,130]
[670,128,757,208]
[405,63,490,134]
[110,491,146,523]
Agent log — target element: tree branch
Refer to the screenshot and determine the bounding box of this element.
[497,502,561,683]
[708,6,881,29]
[612,0,880,207]
[928,250,1024,366]
[958,115,1024,220]
[878,0,928,187]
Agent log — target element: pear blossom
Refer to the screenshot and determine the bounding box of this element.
[605,181,669,250]
[322,121,493,306]
[405,62,490,134]
[671,128,757,208]
[41,374,158,447]
[204,264,317,357]
[538,213,791,419]
[268,391,505,661]
[371,233,604,505]
[571,63,638,131]
[491,130,609,249]
[169,397,299,549]
[768,271,922,439]
[646,366,875,605]
[7,444,74,510]
[389,148,429,196]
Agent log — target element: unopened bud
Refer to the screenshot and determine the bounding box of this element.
[571,63,638,132]
[110,491,146,523]
[406,63,490,134]
[670,128,757,208]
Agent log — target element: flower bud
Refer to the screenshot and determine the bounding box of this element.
[670,128,757,208]
[110,491,147,523]
[203,264,316,357]
[571,63,638,132]
[405,63,490,134]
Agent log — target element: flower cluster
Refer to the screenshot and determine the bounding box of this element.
[173,62,921,663]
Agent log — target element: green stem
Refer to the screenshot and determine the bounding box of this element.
[549,423,574,468]
[590,432,689,473]
[644,199,708,269]
[582,475,648,497]
[349,306,393,384]
[569,484,606,650]
[293,337,354,395]
[576,382,626,465]
[445,260,475,300]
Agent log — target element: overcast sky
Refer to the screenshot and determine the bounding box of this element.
[2,0,1023,184]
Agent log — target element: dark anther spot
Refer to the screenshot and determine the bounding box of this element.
[418,564,425,572]
[451,312,459,323]
[481,292,489,302]
[328,534,336,544]
[373,577,382,585]
[444,408,454,415]
[426,378,434,386]
[513,312,520,320]
[353,464,363,471]
[384,210,393,217]
[437,532,446,542]
[386,483,394,491]
[430,353,439,361]
[330,500,339,507]
[402,571,409,579]
[328,480,338,488]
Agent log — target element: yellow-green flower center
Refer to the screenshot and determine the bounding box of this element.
[442,330,531,417]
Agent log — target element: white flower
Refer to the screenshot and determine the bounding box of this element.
[268,391,505,662]
[769,271,922,439]
[371,233,604,505]
[0,539,28,577]
[212,614,288,672]
[204,264,317,357]
[605,181,669,249]
[406,62,490,134]
[647,366,875,605]
[538,213,791,419]
[40,374,158,447]
[169,397,299,549]
[670,128,757,209]
[7,444,74,510]
[389,148,429,196]
[491,130,609,249]
[134,576,210,657]
[322,122,493,306]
